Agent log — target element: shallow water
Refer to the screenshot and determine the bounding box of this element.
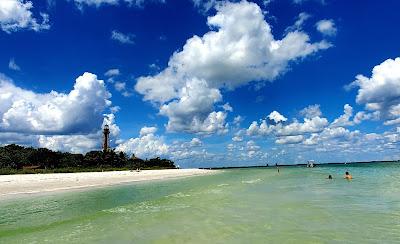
[1,163,400,243]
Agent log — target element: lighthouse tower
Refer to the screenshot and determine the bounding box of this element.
[103,124,110,152]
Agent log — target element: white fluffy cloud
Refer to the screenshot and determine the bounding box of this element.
[353,111,379,124]
[268,111,287,123]
[276,135,304,144]
[347,57,400,125]
[330,104,354,127]
[246,105,333,144]
[135,1,330,134]
[299,104,322,119]
[0,72,111,134]
[315,19,337,36]
[190,137,202,146]
[246,109,328,143]
[0,0,50,33]
[38,134,99,153]
[139,126,157,136]
[0,72,119,153]
[302,127,361,148]
[275,117,328,136]
[116,126,169,158]
[158,78,228,134]
[247,120,273,136]
[38,113,120,153]
[242,102,400,157]
[232,135,243,142]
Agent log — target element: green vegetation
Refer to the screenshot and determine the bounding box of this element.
[0,144,176,175]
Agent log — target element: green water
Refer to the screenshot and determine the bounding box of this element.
[1,163,400,243]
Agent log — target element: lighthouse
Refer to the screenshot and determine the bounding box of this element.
[103,124,110,152]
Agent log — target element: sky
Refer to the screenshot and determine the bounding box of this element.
[1,0,400,168]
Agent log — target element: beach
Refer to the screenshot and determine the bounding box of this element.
[0,169,213,198]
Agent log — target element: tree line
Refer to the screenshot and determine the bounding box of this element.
[0,144,176,174]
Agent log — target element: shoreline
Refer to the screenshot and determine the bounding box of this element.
[0,169,214,199]
[202,160,400,170]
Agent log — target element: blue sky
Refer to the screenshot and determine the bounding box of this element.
[1,0,400,167]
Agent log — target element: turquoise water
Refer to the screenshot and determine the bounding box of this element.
[1,163,400,243]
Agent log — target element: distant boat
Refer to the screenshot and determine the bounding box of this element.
[307,160,315,168]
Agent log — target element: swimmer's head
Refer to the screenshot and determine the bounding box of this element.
[328,175,332,179]
[345,171,349,175]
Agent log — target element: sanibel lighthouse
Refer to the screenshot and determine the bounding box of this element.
[103,125,110,152]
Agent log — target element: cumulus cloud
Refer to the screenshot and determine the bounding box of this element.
[38,113,119,153]
[299,104,322,119]
[116,126,169,158]
[347,57,400,125]
[330,104,354,127]
[8,58,20,71]
[190,137,202,146]
[0,71,119,153]
[246,108,328,144]
[247,120,273,136]
[276,135,304,144]
[0,0,50,33]
[353,111,379,124]
[0,72,112,134]
[38,134,99,153]
[232,135,243,142]
[135,0,331,134]
[302,127,360,148]
[316,19,337,36]
[111,30,135,44]
[246,140,261,157]
[158,78,228,134]
[268,111,287,123]
[275,117,328,136]
[139,126,157,136]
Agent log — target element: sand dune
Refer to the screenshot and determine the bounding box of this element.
[0,169,214,198]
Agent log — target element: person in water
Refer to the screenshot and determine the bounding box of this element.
[344,171,352,180]
[327,175,333,179]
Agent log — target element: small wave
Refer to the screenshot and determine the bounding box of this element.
[217,183,230,187]
[103,207,131,213]
[242,179,262,184]
[103,202,190,214]
[165,192,191,198]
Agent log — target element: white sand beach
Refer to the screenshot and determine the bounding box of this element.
[0,169,214,198]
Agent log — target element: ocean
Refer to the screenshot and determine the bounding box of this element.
[1,162,400,243]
